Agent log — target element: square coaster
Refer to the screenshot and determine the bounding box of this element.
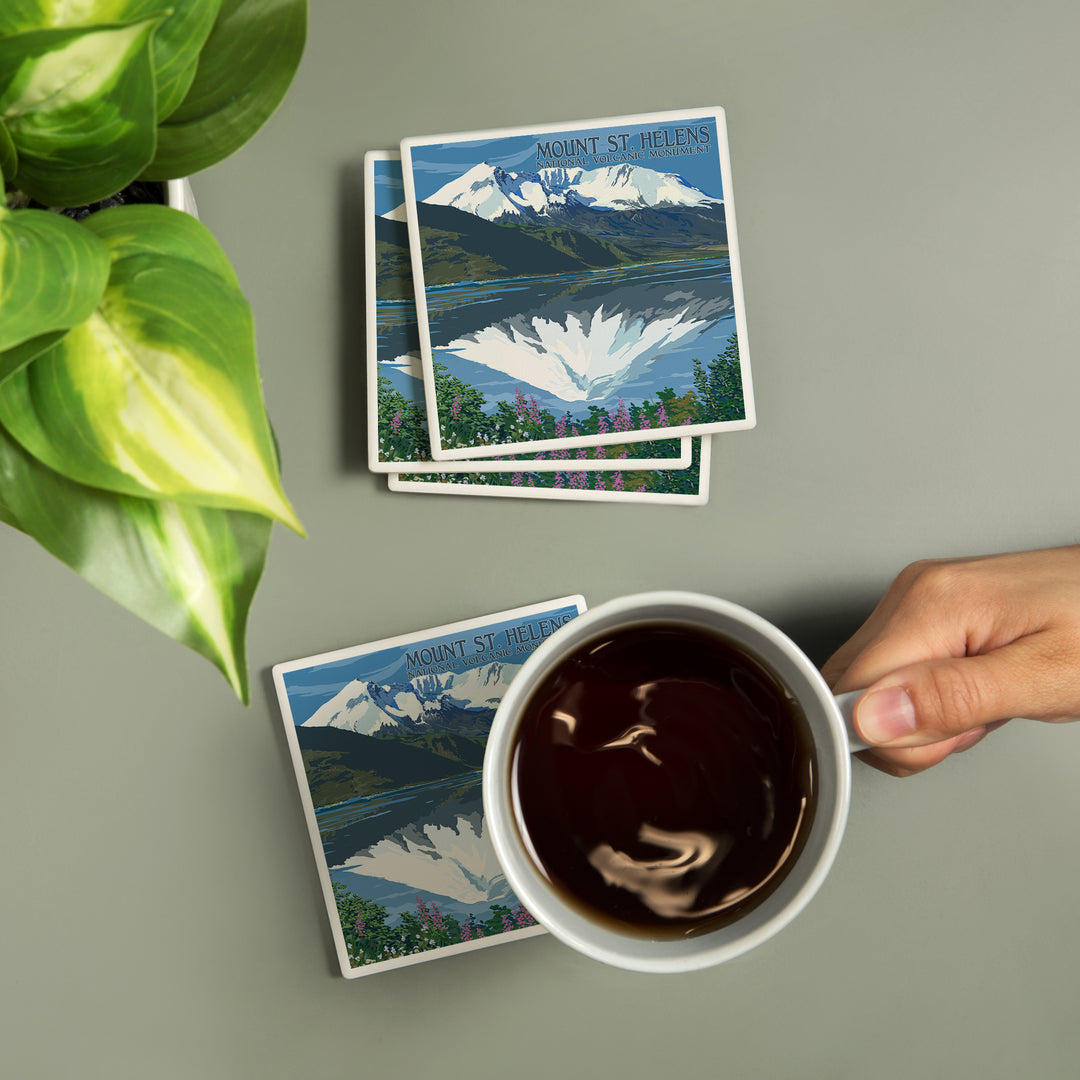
[272,596,587,977]
[400,108,754,461]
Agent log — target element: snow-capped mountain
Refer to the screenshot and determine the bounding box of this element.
[423,161,722,223]
[301,661,520,737]
[339,811,512,904]
[444,285,733,403]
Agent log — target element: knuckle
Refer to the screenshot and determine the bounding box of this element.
[897,559,1000,646]
[893,558,941,592]
[905,560,969,604]
[886,559,964,618]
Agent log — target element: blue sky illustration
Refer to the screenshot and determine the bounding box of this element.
[371,155,404,217]
[281,603,581,724]
[404,114,725,203]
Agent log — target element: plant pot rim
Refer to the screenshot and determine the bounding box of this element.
[166,178,198,218]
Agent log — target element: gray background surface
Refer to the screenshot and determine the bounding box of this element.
[4,2,1079,1077]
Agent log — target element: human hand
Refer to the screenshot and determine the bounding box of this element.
[821,546,1080,776]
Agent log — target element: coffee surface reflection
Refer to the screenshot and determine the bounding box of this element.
[510,623,817,937]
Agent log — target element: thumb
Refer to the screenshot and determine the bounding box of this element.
[854,636,1057,747]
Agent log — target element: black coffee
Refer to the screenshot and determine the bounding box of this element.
[510,622,817,937]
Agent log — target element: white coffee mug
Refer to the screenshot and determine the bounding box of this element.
[483,591,867,974]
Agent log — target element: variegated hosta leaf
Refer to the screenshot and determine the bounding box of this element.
[0,202,110,352]
[145,0,306,179]
[85,201,239,286]
[0,0,224,124]
[0,17,161,206]
[0,419,269,702]
[0,204,303,532]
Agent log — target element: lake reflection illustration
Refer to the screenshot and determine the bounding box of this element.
[427,258,736,417]
[322,772,514,924]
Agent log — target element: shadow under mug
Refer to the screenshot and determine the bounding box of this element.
[482,591,867,974]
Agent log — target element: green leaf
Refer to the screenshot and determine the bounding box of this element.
[0,479,21,529]
[84,201,240,287]
[144,0,306,180]
[0,2,66,34]
[0,1,225,124]
[0,17,162,206]
[0,329,67,384]
[0,3,48,36]
[113,0,224,123]
[0,116,16,183]
[0,419,269,701]
[0,204,303,533]
[0,203,110,351]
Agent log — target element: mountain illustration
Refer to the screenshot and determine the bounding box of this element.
[442,281,734,403]
[392,162,727,292]
[301,660,520,737]
[410,201,640,283]
[297,726,487,807]
[426,161,723,222]
[338,810,512,906]
[339,810,510,905]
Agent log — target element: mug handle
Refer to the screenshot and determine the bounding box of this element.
[834,690,871,753]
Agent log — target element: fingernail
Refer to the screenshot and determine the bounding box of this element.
[952,726,987,754]
[858,686,918,744]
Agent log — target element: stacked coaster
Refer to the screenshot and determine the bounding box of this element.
[365,108,755,504]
